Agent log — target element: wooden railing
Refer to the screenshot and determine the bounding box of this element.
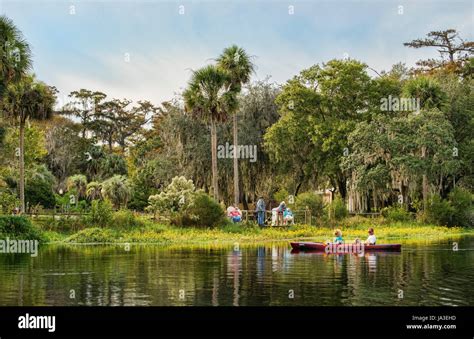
[237,209,312,226]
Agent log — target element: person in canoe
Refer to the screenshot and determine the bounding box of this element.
[333,229,344,244]
[365,227,376,245]
[354,228,376,245]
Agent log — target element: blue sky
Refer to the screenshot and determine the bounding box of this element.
[2,0,473,106]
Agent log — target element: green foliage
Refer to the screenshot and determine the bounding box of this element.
[127,158,169,210]
[67,174,87,199]
[424,188,473,227]
[326,196,348,220]
[273,188,289,203]
[101,175,132,208]
[219,220,260,233]
[0,15,33,96]
[100,154,127,179]
[111,209,142,229]
[86,181,102,201]
[266,59,372,198]
[184,192,225,228]
[44,118,92,183]
[0,191,19,214]
[147,177,223,228]
[425,196,455,226]
[294,192,325,218]
[449,188,473,227]
[2,125,48,165]
[88,199,113,227]
[64,227,115,243]
[33,215,86,233]
[0,216,44,241]
[2,75,56,123]
[183,65,236,123]
[402,76,446,110]
[147,176,195,215]
[25,176,55,209]
[381,206,413,222]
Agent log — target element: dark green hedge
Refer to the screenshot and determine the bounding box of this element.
[0,216,45,242]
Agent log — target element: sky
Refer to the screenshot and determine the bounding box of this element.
[1,0,473,106]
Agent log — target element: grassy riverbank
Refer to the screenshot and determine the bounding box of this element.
[37,216,474,247]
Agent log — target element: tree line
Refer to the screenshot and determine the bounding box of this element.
[0,15,472,225]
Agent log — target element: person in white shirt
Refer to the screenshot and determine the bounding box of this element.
[365,228,376,245]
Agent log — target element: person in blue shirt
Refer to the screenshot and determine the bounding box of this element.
[283,208,294,225]
[255,197,266,227]
[333,229,344,244]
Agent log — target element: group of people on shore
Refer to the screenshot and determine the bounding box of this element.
[226,197,294,227]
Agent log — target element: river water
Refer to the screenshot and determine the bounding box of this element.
[0,237,472,306]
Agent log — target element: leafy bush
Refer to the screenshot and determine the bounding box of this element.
[111,209,142,229]
[183,192,224,228]
[147,177,224,227]
[449,188,473,227]
[326,196,348,220]
[100,153,128,179]
[65,227,115,243]
[147,176,195,215]
[25,177,56,209]
[36,215,85,233]
[0,191,19,214]
[381,206,412,222]
[88,199,113,227]
[0,216,44,241]
[294,192,325,218]
[424,189,473,227]
[425,195,455,226]
[274,188,289,203]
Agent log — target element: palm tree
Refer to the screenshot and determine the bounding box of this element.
[0,15,32,97]
[86,181,103,201]
[101,175,132,208]
[0,16,34,214]
[67,174,88,201]
[216,45,254,205]
[183,65,236,200]
[2,76,56,213]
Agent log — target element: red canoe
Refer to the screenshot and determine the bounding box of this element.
[290,242,401,252]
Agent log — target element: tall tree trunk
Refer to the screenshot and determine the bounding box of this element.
[210,121,219,201]
[336,177,347,200]
[294,170,305,196]
[233,113,239,205]
[421,146,428,211]
[19,121,25,214]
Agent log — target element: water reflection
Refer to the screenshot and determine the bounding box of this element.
[0,237,472,306]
